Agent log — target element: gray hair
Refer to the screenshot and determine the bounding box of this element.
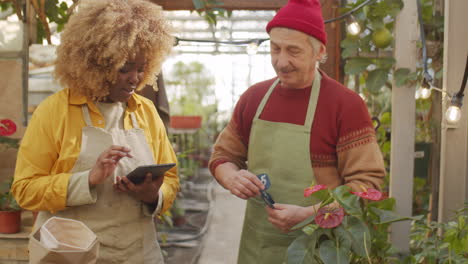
[308,36,328,64]
[271,27,327,64]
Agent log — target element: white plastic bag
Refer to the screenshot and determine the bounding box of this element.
[29,217,99,264]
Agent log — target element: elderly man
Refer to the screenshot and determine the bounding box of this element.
[209,0,385,263]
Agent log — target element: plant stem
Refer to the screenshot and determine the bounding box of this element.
[364,233,372,264]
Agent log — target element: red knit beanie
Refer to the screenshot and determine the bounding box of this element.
[266,0,327,45]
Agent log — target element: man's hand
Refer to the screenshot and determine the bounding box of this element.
[89,145,133,186]
[266,203,317,233]
[114,172,163,204]
[216,164,265,199]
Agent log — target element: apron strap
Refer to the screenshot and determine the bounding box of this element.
[304,71,321,129]
[81,104,93,126]
[254,70,321,130]
[254,78,280,120]
[130,113,139,129]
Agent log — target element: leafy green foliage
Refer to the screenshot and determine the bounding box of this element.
[0,178,21,211]
[286,185,413,263]
[0,1,12,12]
[192,0,231,26]
[36,0,71,44]
[166,61,216,117]
[408,203,468,263]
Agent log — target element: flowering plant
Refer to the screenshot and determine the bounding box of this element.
[286,185,422,264]
[0,118,20,149]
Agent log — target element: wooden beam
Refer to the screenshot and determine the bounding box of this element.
[390,0,418,254]
[439,0,468,222]
[151,0,287,10]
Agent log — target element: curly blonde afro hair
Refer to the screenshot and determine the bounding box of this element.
[55,0,174,101]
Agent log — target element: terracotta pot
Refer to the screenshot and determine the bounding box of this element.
[170,116,202,129]
[0,210,22,234]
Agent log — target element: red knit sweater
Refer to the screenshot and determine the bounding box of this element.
[209,71,385,191]
[232,71,374,166]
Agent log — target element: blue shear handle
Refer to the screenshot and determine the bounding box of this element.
[257,173,272,190]
[261,190,275,209]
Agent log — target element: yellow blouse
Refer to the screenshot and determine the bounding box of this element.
[12,88,179,214]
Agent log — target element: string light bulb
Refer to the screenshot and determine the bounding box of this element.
[445,56,468,125]
[445,105,462,124]
[347,15,361,36]
[246,41,259,55]
[419,78,432,99]
[420,88,431,99]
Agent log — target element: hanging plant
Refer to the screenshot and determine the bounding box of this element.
[192,0,231,26]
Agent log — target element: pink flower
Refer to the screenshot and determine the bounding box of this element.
[0,119,16,136]
[304,184,327,197]
[351,188,383,201]
[315,207,345,228]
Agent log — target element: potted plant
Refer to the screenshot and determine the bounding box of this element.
[0,118,22,233]
[287,185,423,263]
[0,177,22,234]
[170,115,202,129]
[0,118,20,149]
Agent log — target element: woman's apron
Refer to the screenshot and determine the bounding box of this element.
[237,71,322,264]
[34,104,164,264]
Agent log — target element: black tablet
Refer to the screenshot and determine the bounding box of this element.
[125,163,176,185]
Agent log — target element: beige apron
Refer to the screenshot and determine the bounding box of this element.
[33,104,163,264]
[237,71,322,264]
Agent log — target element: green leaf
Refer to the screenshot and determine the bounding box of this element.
[393,68,418,87]
[286,233,319,264]
[375,57,396,69]
[1,2,12,12]
[370,207,423,224]
[344,58,373,75]
[394,68,411,87]
[380,112,391,125]
[311,189,330,202]
[205,11,217,25]
[292,214,316,231]
[369,19,384,30]
[333,226,353,251]
[366,69,389,92]
[207,0,224,5]
[192,0,205,10]
[381,142,391,155]
[340,38,360,49]
[345,216,371,257]
[303,224,319,235]
[359,34,373,53]
[368,197,395,211]
[341,47,357,59]
[318,240,349,264]
[332,186,362,217]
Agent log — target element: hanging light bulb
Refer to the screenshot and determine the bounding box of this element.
[445,105,462,124]
[216,26,230,41]
[347,15,361,36]
[419,78,432,99]
[246,41,259,55]
[420,87,431,99]
[415,88,421,99]
[445,94,464,124]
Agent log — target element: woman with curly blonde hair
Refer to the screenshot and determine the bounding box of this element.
[12,0,179,263]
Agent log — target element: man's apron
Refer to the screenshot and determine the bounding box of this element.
[237,71,322,264]
[34,104,164,264]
